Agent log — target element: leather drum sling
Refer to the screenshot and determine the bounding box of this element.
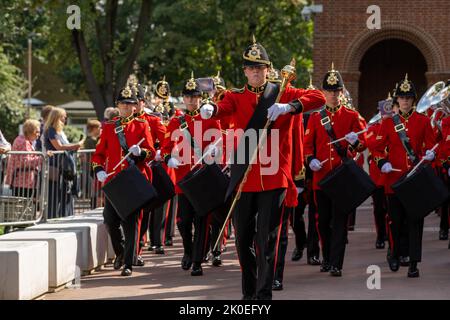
[390,114,448,219]
[102,120,157,220]
[317,108,376,215]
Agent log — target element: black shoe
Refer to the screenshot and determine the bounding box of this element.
[307,256,321,266]
[212,253,222,267]
[320,261,331,272]
[148,245,156,252]
[241,294,255,300]
[407,262,420,278]
[291,247,303,261]
[387,255,400,272]
[272,280,283,291]
[399,256,410,267]
[375,238,385,249]
[133,255,145,267]
[113,252,124,270]
[439,229,449,240]
[154,246,165,254]
[329,266,342,277]
[164,238,173,246]
[191,263,203,276]
[121,266,132,276]
[181,254,192,270]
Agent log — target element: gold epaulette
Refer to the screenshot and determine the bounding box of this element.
[134,117,146,123]
[231,87,245,93]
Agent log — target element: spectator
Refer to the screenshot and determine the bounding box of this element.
[35,105,54,152]
[83,119,101,150]
[103,107,120,121]
[5,119,42,197]
[44,107,82,218]
[0,129,11,154]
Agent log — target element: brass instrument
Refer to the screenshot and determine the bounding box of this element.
[417,82,450,131]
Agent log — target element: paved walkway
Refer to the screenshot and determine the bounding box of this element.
[44,205,450,300]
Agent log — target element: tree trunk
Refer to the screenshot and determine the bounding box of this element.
[115,0,153,97]
[71,29,106,120]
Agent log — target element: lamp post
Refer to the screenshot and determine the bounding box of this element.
[26,38,32,119]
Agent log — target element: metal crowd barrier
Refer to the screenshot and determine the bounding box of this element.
[0,149,104,228]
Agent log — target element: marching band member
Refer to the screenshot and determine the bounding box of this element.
[134,83,167,259]
[373,74,436,277]
[161,73,222,276]
[92,85,155,276]
[304,64,367,277]
[200,37,325,299]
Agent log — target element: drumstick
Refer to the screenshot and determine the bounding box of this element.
[391,168,402,172]
[327,128,368,145]
[192,137,223,169]
[320,158,329,165]
[112,138,145,171]
[406,143,439,178]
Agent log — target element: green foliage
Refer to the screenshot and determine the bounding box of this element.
[0,0,314,116]
[64,125,84,143]
[0,46,28,141]
[0,226,4,235]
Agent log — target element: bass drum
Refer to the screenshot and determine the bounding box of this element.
[178,163,229,216]
[102,165,158,220]
[318,159,376,215]
[392,164,449,220]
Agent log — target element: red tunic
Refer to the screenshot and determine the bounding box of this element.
[372,110,436,194]
[215,83,326,199]
[92,116,155,184]
[366,122,384,187]
[304,105,367,190]
[160,109,221,194]
[437,116,450,173]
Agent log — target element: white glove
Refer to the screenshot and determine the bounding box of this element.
[155,150,162,162]
[204,144,219,157]
[296,187,304,194]
[200,104,214,120]
[167,157,180,169]
[345,132,358,145]
[96,170,108,183]
[267,103,292,121]
[129,144,141,156]
[381,162,393,173]
[423,149,435,161]
[309,159,322,172]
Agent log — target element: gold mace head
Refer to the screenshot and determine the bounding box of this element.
[280,58,297,83]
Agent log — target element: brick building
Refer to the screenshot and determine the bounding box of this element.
[312,0,450,120]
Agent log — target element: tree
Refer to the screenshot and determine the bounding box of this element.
[0,46,28,141]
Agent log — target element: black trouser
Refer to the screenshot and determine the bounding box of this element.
[439,173,449,232]
[164,196,177,242]
[347,209,356,228]
[103,198,139,268]
[149,204,166,247]
[387,195,424,262]
[209,198,231,254]
[273,209,289,283]
[233,188,286,300]
[274,190,320,283]
[177,194,209,264]
[372,187,387,240]
[315,190,349,269]
[138,209,150,254]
